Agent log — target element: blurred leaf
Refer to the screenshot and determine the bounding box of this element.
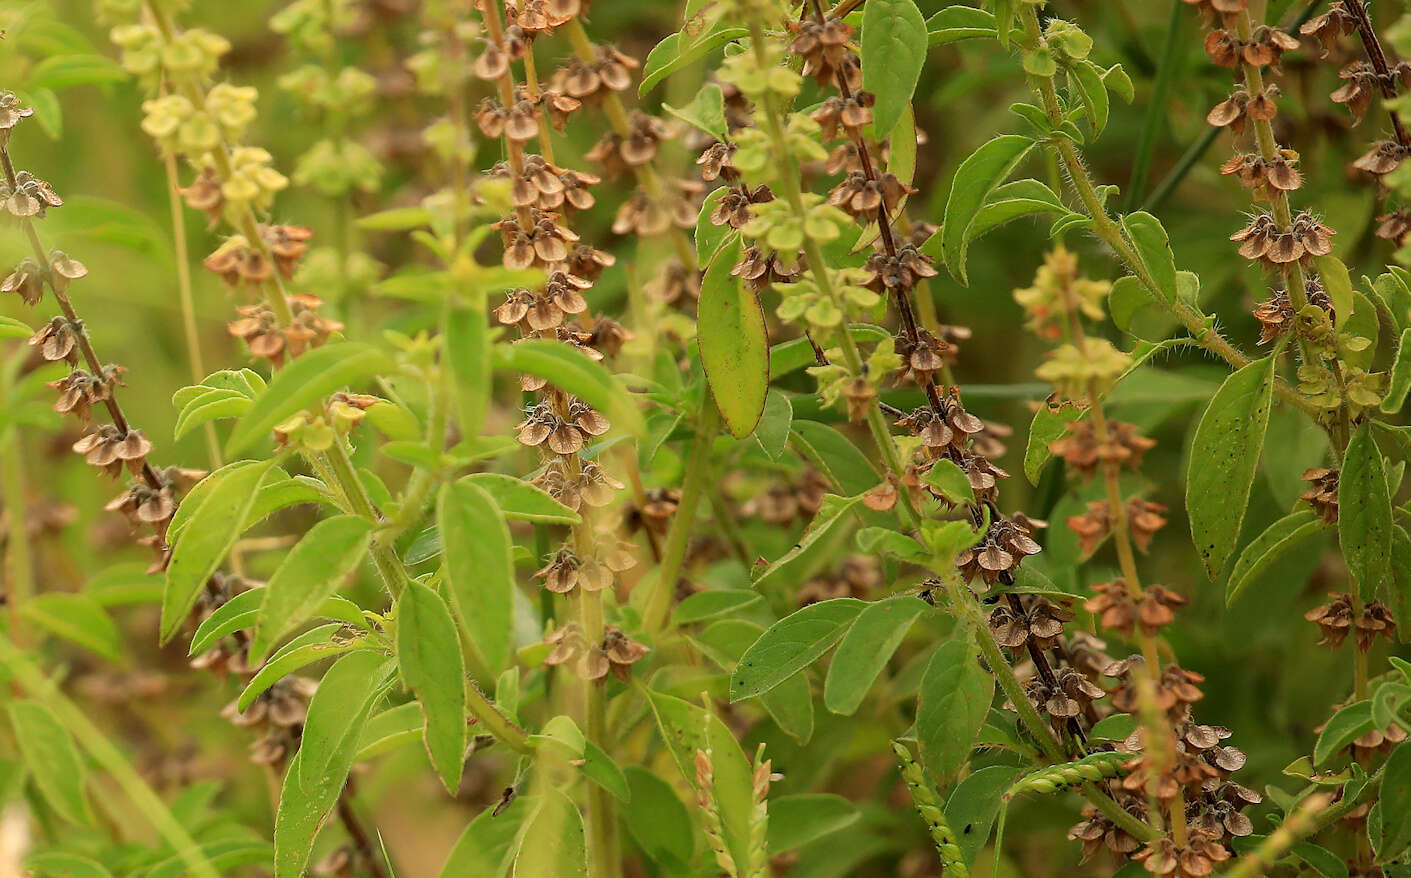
[8,700,92,825]
[497,338,644,437]
[640,27,749,95]
[1187,356,1274,579]
[28,54,125,91]
[461,472,580,524]
[1314,700,1373,767]
[440,798,531,878]
[22,852,111,878]
[663,82,728,141]
[397,580,467,795]
[750,494,862,593]
[674,589,763,625]
[767,794,860,855]
[446,302,491,438]
[926,5,998,45]
[21,593,122,664]
[622,768,693,868]
[1378,740,1411,861]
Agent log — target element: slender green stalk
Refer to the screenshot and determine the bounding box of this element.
[645,395,719,633]
[1124,0,1185,211]
[0,633,220,878]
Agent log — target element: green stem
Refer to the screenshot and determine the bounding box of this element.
[645,395,719,633]
[0,634,220,878]
[319,440,407,595]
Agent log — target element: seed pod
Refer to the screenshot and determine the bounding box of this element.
[892,741,970,877]
[1005,751,1131,799]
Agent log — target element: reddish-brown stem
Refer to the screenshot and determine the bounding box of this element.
[1343,0,1411,146]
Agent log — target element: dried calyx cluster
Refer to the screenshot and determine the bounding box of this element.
[1014,247,1258,878]
[1194,0,1399,681]
[472,0,653,681]
[0,100,196,572]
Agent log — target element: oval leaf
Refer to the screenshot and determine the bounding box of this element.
[823,595,927,715]
[699,237,769,439]
[397,581,468,795]
[729,597,865,702]
[437,480,515,673]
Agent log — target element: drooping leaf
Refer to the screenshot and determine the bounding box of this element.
[1024,399,1088,484]
[396,580,468,794]
[248,514,373,664]
[926,5,998,45]
[437,480,515,673]
[238,624,373,711]
[1186,356,1274,578]
[8,700,92,825]
[20,593,122,663]
[673,589,763,626]
[917,637,993,781]
[1225,510,1325,606]
[461,472,580,524]
[694,619,815,744]
[823,595,927,715]
[699,237,769,439]
[1341,423,1392,593]
[162,459,276,643]
[942,135,1034,284]
[497,338,644,437]
[226,343,394,454]
[190,589,363,656]
[767,794,861,855]
[663,82,728,141]
[639,26,749,95]
[861,0,928,138]
[513,788,588,878]
[729,598,865,701]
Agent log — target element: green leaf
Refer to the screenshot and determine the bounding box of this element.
[769,325,889,378]
[942,135,1034,284]
[22,852,112,878]
[862,0,928,138]
[917,638,993,781]
[944,764,1020,867]
[1342,423,1392,593]
[1314,700,1373,767]
[1024,399,1088,484]
[729,598,865,701]
[823,596,927,715]
[397,581,468,795]
[767,794,861,855]
[357,702,425,761]
[437,480,515,674]
[226,343,394,454]
[640,26,749,95]
[1316,254,1356,330]
[1378,740,1411,861]
[247,515,373,664]
[694,620,815,744]
[663,82,728,141]
[751,494,863,591]
[856,527,929,562]
[357,206,433,231]
[790,421,881,495]
[1120,211,1176,302]
[8,700,92,825]
[296,650,393,792]
[446,303,492,437]
[497,338,644,438]
[1384,329,1411,414]
[1291,843,1349,878]
[190,590,363,657]
[162,459,276,643]
[20,593,122,663]
[1186,356,1275,579]
[926,5,998,45]
[461,472,580,525]
[513,788,588,878]
[921,458,976,507]
[968,179,1075,243]
[696,188,735,267]
[755,389,794,460]
[238,624,371,711]
[0,315,33,339]
[622,768,693,868]
[673,589,763,626]
[28,54,126,91]
[1225,510,1325,606]
[439,798,531,878]
[699,237,769,439]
